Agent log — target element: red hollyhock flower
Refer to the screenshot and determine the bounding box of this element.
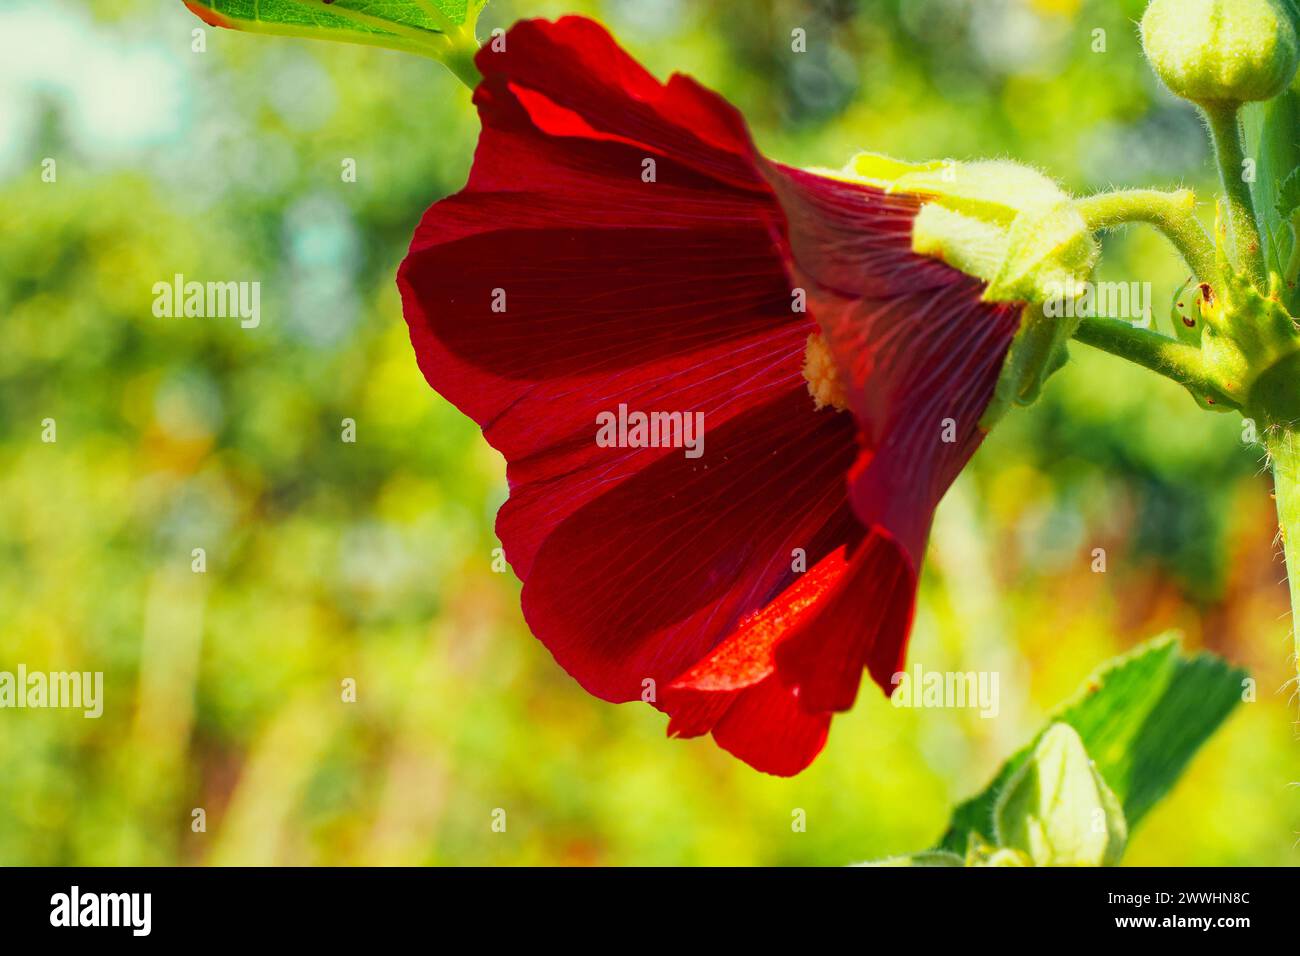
[398,16,1022,775]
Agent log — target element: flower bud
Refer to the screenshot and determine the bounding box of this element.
[1141,0,1300,108]
[994,723,1128,867]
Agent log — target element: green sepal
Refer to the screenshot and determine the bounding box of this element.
[1198,259,1300,423]
[983,303,1072,429]
[833,153,949,189]
[887,159,1069,226]
[986,203,1095,304]
[911,205,1008,284]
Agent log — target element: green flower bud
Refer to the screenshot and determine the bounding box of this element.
[1141,0,1300,108]
[994,723,1128,867]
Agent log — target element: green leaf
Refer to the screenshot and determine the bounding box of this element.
[1268,430,1300,687]
[1244,89,1300,310]
[937,634,1246,854]
[993,724,1127,867]
[183,0,483,59]
[1275,167,1300,222]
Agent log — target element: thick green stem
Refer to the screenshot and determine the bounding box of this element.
[1072,316,1241,409]
[1204,104,1267,288]
[436,27,482,89]
[1075,189,1218,284]
[1268,429,1300,681]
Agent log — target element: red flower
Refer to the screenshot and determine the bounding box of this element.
[398,17,1021,775]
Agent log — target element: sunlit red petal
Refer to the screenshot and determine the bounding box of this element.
[662,532,916,773]
[664,673,832,777]
[660,548,851,775]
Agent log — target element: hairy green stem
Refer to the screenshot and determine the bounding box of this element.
[1075,189,1218,284]
[1268,429,1300,682]
[1072,316,1240,409]
[1203,104,1267,287]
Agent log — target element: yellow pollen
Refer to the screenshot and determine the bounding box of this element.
[802,332,849,412]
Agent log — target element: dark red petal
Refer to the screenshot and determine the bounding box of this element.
[473,17,764,191]
[399,18,809,581]
[523,388,857,702]
[398,17,859,709]
[665,675,832,778]
[761,164,1022,565]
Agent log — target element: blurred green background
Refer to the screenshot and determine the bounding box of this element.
[0,0,1295,866]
